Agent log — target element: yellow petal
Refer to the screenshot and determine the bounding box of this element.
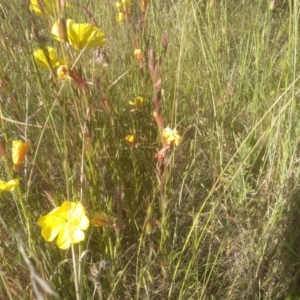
[37,213,64,228]
[37,214,66,241]
[70,228,85,244]
[0,179,19,192]
[12,140,30,168]
[56,227,85,249]
[78,214,90,230]
[41,222,65,241]
[33,47,62,68]
[56,227,72,249]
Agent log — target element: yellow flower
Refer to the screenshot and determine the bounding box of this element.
[125,135,135,143]
[30,0,71,16]
[116,1,122,10]
[37,201,90,250]
[30,0,58,16]
[116,12,125,22]
[116,0,131,11]
[116,0,131,22]
[12,140,30,168]
[52,19,106,49]
[134,49,142,60]
[0,179,19,192]
[33,47,63,68]
[122,0,132,7]
[129,96,145,107]
[163,126,181,146]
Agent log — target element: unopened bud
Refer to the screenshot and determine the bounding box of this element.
[146,203,153,219]
[57,17,68,43]
[145,222,152,234]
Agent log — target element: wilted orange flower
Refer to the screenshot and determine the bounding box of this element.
[162,126,181,147]
[91,213,113,227]
[57,65,72,80]
[12,140,30,168]
[140,0,149,12]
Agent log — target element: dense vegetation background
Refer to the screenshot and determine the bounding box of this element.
[1,0,300,299]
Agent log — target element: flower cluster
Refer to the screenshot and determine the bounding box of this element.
[33,16,106,86]
[28,0,181,253]
[28,3,113,250]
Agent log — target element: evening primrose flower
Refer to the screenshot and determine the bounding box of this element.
[163,126,181,146]
[125,134,136,149]
[116,12,125,22]
[12,140,30,168]
[52,19,106,49]
[30,0,71,17]
[134,49,142,60]
[125,134,135,143]
[116,0,131,22]
[33,47,63,68]
[37,201,89,250]
[30,0,58,16]
[116,0,132,11]
[134,49,143,67]
[0,179,19,192]
[129,96,145,107]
